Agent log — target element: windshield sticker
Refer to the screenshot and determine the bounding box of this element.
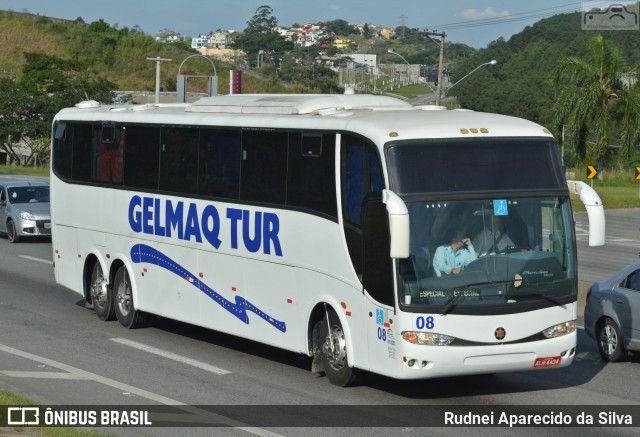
[493,199,508,216]
[420,289,480,298]
[130,243,286,332]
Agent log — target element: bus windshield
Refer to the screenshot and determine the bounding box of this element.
[386,138,575,314]
[399,196,576,314]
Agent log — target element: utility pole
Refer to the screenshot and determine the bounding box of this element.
[418,30,446,106]
[146,56,172,104]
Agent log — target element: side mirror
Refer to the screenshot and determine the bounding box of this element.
[382,190,410,258]
[567,180,605,246]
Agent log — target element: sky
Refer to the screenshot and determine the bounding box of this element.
[0,1,620,48]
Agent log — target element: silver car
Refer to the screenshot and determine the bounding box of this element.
[584,262,640,361]
[0,180,51,243]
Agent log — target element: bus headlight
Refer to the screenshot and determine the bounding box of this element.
[542,321,576,338]
[402,331,454,346]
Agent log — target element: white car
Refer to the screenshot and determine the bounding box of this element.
[0,180,51,243]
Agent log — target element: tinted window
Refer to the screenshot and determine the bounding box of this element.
[96,126,124,184]
[287,133,337,217]
[159,127,199,194]
[626,270,640,292]
[71,124,95,182]
[341,135,384,225]
[199,129,241,199]
[240,130,288,204]
[387,139,565,194]
[52,122,72,179]
[124,126,160,190]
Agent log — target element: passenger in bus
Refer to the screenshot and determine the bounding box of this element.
[473,216,515,256]
[432,229,477,276]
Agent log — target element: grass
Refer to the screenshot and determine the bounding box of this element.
[1,391,108,437]
[566,167,640,211]
[0,165,49,178]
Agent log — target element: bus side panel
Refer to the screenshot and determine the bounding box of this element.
[139,241,202,323]
[52,224,82,296]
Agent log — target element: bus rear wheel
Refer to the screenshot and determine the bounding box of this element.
[113,266,152,329]
[90,262,115,321]
[320,309,359,387]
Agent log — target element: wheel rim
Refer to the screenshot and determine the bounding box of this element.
[7,221,15,241]
[600,324,618,356]
[116,271,132,317]
[322,325,347,371]
[90,265,109,309]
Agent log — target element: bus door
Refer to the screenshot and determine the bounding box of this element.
[362,195,397,372]
[340,135,396,372]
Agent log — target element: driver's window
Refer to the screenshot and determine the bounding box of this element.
[625,270,640,292]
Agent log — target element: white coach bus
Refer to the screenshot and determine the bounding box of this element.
[50,94,604,386]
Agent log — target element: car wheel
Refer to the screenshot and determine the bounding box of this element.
[89,262,115,321]
[597,318,625,362]
[113,266,152,329]
[7,219,19,243]
[320,309,360,386]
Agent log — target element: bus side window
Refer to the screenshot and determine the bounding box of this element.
[96,125,124,184]
[198,129,241,200]
[340,134,385,282]
[71,123,96,183]
[159,127,199,195]
[52,122,73,180]
[287,133,337,218]
[240,130,288,205]
[124,126,160,190]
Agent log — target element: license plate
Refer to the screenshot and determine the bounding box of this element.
[533,356,561,368]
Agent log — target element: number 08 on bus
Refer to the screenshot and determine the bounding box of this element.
[50,94,605,386]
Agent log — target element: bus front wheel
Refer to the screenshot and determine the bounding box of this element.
[113,266,152,329]
[320,309,359,387]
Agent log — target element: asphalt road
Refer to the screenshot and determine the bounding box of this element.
[0,210,639,436]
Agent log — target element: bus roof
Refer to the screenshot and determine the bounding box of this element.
[55,94,554,142]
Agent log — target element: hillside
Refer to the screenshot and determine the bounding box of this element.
[0,11,289,94]
[449,11,640,130]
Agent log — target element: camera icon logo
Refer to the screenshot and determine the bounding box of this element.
[582,2,639,30]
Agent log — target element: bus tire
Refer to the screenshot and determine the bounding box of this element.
[7,219,19,243]
[597,318,625,362]
[90,262,115,321]
[113,266,152,329]
[320,309,360,387]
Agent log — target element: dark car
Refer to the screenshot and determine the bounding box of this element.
[0,180,51,243]
[584,262,640,361]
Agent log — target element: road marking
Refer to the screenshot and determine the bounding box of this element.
[0,370,89,379]
[18,255,53,265]
[0,343,283,436]
[111,337,231,375]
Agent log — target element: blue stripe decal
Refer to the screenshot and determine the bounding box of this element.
[130,244,286,333]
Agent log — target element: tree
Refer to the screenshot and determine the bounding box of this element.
[0,52,117,167]
[21,52,116,106]
[0,79,54,166]
[552,35,640,164]
[324,19,358,36]
[232,5,293,62]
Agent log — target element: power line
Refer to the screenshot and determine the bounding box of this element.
[424,2,588,31]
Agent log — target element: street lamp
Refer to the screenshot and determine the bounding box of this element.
[387,49,410,65]
[445,60,497,96]
[387,49,411,87]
